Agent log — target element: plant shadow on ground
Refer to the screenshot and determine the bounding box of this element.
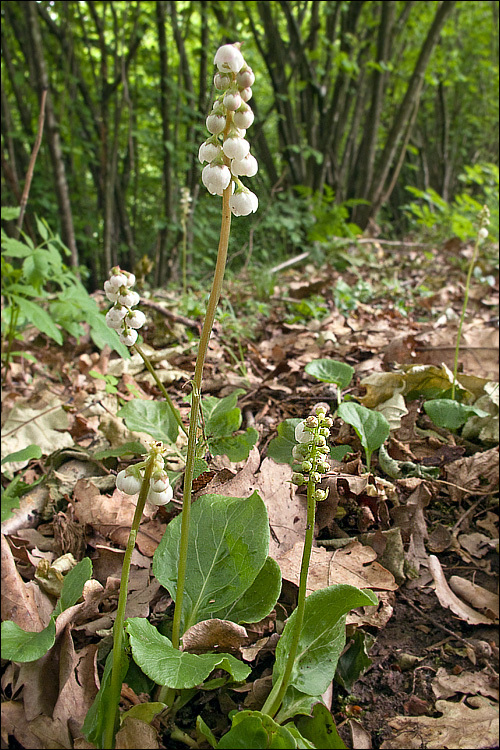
[1,235,498,749]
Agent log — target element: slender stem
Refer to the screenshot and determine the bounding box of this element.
[2,302,20,386]
[103,459,154,749]
[133,342,187,436]
[451,235,480,400]
[157,178,232,704]
[181,217,187,295]
[262,479,316,718]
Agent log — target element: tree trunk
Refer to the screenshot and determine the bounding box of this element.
[155,0,171,285]
[356,0,457,226]
[25,1,79,268]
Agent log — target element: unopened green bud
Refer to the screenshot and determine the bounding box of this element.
[301,460,312,472]
[305,415,319,428]
[314,488,329,502]
[315,435,327,447]
[291,472,306,486]
[317,461,330,474]
[310,471,321,484]
[320,427,330,438]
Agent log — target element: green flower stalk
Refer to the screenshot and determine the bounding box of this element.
[451,205,490,400]
[262,409,332,718]
[103,441,172,749]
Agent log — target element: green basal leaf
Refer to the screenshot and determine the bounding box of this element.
[267,419,302,465]
[1,444,43,466]
[0,619,56,663]
[337,402,390,470]
[217,710,298,749]
[153,491,269,632]
[423,398,489,430]
[202,389,245,438]
[12,294,63,346]
[53,557,93,617]
[82,647,129,747]
[274,585,378,698]
[330,445,353,461]
[285,724,317,749]
[118,399,179,444]
[335,629,374,691]
[126,618,250,689]
[210,426,258,461]
[274,688,326,725]
[196,715,218,749]
[295,702,346,749]
[120,702,166,726]
[93,441,145,460]
[1,475,28,522]
[305,359,354,390]
[208,556,282,624]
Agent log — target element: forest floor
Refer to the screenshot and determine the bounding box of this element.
[1,236,499,749]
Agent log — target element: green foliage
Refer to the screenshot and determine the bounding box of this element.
[295,702,346,749]
[337,403,390,471]
[152,492,273,633]
[217,711,298,749]
[267,419,302,465]
[200,389,258,461]
[1,211,129,359]
[402,163,499,243]
[1,557,92,662]
[117,399,179,444]
[272,586,378,701]
[126,617,251,689]
[305,358,354,404]
[333,278,374,314]
[1,444,43,522]
[294,186,365,243]
[82,648,129,748]
[423,399,489,430]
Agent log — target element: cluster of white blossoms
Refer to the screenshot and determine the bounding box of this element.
[116,443,173,506]
[199,43,258,217]
[104,267,146,347]
[291,408,333,501]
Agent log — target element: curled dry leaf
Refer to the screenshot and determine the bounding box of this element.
[449,575,499,622]
[182,619,248,654]
[428,555,493,625]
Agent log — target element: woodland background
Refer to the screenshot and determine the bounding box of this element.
[1,0,498,289]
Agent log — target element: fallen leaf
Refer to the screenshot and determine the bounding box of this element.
[432,667,499,701]
[381,696,499,749]
[182,619,248,654]
[448,576,499,621]
[428,555,493,625]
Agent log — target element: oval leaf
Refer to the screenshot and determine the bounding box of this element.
[126,618,250,689]
[118,399,179,443]
[305,359,354,389]
[153,491,270,632]
[423,399,489,430]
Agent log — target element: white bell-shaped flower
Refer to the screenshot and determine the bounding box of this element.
[116,469,142,495]
[214,44,244,74]
[202,164,232,196]
[198,141,222,164]
[119,328,138,347]
[229,190,258,217]
[126,310,146,329]
[147,485,174,506]
[234,107,254,129]
[223,137,250,160]
[231,153,258,177]
[206,114,226,135]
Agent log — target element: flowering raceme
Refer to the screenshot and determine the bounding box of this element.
[104,267,145,346]
[199,43,258,217]
[116,448,174,507]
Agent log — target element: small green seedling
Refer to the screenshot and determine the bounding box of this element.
[337,402,390,472]
[305,358,355,404]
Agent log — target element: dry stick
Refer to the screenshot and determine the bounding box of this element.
[138,297,199,330]
[16,88,48,238]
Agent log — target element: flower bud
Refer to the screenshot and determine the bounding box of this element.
[108,273,128,292]
[478,227,488,240]
[106,306,128,329]
[202,163,232,195]
[214,44,244,74]
[118,290,140,308]
[301,460,312,472]
[306,415,319,428]
[223,90,242,111]
[150,474,170,493]
[147,486,174,506]
[314,489,329,502]
[315,435,327,447]
[295,421,311,444]
[120,328,138,347]
[234,106,254,129]
[231,153,258,178]
[198,141,223,164]
[223,137,250,160]
[229,189,258,217]
[291,472,306,486]
[116,469,142,495]
[237,68,255,88]
[214,72,232,90]
[239,87,253,103]
[206,114,226,135]
[310,472,322,484]
[127,310,146,329]
[292,444,308,460]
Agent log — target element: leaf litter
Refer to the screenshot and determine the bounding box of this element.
[1,240,498,749]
